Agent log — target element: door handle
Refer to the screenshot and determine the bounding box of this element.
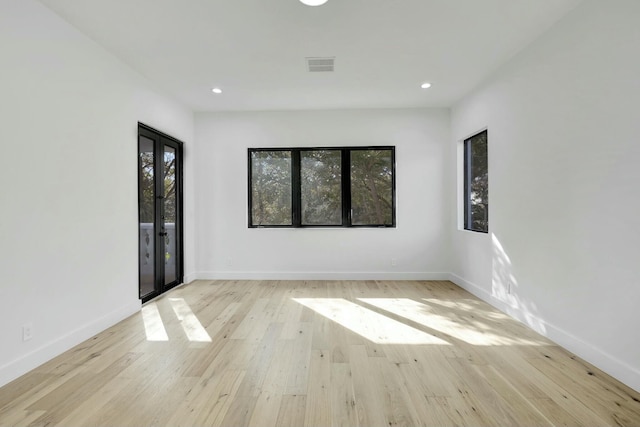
[158,232,168,236]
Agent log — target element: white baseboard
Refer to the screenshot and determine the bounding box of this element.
[195,271,451,281]
[0,300,141,388]
[183,272,198,284]
[448,273,640,393]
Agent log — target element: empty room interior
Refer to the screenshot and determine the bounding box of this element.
[1,0,640,425]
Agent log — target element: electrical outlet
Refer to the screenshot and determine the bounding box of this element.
[226,257,233,267]
[23,323,33,341]
[391,258,397,267]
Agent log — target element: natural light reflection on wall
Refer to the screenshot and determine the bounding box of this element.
[293,298,449,345]
[141,302,169,342]
[491,233,519,308]
[169,298,212,342]
[360,298,545,346]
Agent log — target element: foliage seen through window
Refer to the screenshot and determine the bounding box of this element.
[464,131,488,233]
[248,147,395,227]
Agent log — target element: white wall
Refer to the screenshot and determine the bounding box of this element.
[451,0,640,391]
[0,0,194,387]
[194,109,451,280]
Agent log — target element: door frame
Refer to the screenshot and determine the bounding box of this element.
[138,122,184,303]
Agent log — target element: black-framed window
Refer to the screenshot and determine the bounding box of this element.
[248,147,395,228]
[463,130,488,233]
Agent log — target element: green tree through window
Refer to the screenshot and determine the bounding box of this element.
[301,150,342,225]
[250,151,292,226]
[351,150,393,225]
[464,130,488,232]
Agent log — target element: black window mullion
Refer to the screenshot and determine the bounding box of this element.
[292,150,302,227]
[342,149,352,226]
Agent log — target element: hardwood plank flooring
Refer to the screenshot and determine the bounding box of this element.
[1,280,639,426]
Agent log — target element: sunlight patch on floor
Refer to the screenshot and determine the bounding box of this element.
[141,302,169,342]
[169,298,212,342]
[423,298,510,319]
[293,298,449,345]
[359,298,546,346]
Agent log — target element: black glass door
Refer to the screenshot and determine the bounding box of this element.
[138,124,183,302]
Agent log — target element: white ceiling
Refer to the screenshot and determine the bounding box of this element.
[38,0,582,112]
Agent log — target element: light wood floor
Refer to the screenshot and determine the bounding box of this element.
[1,280,639,426]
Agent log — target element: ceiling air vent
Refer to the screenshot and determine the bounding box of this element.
[306,57,335,72]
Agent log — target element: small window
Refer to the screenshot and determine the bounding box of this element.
[248,147,395,228]
[464,130,488,233]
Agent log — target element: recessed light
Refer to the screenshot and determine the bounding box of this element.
[300,0,328,6]
[212,88,222,94]
[421,82,432,89]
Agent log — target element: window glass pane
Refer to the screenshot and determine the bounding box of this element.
[251,151,292,226]
[465,131,488,232]
[351,149,393,225]
[139,136,155,297]
[301,150,342,225]
[163,146,177,285]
